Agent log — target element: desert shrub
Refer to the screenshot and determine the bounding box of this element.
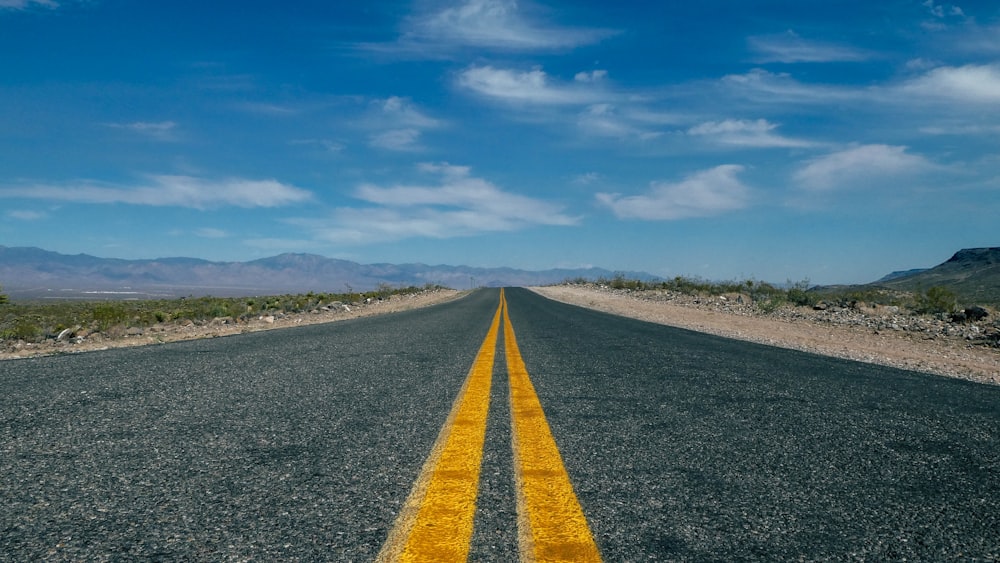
[916,286,958,315]
[786,279,816,307]
[0,317,43,341]
[92,304,129,331]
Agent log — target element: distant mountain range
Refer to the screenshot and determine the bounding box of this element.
[872,247,1000,306]
[0,246,656,299]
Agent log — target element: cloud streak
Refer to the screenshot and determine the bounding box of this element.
[105,121,178,140]
[297,162,578,244]
[0,0,58,9]
[597,165,751,220]
[748,32,871,63]
[367,0,615,56]
[364,96,444,151]
[457,65,609,105]
[0,176,313,209]
[687,119,815,148]
[793,145,934,191]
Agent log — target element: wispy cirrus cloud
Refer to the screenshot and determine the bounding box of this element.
[721,69,859,104]
[105,121,178,140]
[577,104,662,140]
[0,0,58,9]
[596,165,751,220]
[6,209,47,220]
[0,175,313,209]
[365,96,444,151]
[457,65,610,105]
[722,63,1000,110]
[194,228,228,239]
[687,119,816,148]
[295,162,578,244]
[748,32,871,63]
[793,144,934,191]
[458,65,673,140]
[365,0,615,57]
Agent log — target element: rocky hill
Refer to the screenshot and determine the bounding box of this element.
[0,246,655,299]
[876,248,1000,306]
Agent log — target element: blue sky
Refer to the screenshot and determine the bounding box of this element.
[1,0,998,284]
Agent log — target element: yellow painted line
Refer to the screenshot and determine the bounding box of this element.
[375,295,503,562]
[502,291,602,562]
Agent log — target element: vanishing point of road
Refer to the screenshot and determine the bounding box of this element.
[2,288,999,561]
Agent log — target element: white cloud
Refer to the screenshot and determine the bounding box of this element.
[721,69,857,104]
[369,128,422,151]
[900,64,1000,104]
[297,163,578,244]
[958,24,1000,54]
[374,0,614,56]
[596,165,750,220]
[748,32,870,63]
[687,119,815,148]
[457,65,607,105]
[363,96,443,151]
[6,209,46,220]
[194,228,228,239]
[572,172,601,185]
[0,176,313,209]
[290,139,346,153]
[234,102,298,116]
[920,123,1000,135]
[793,145,934,191]
[577,104,661,140]
[105,121,177,140]
[574,70,608,82]
[0,0,58,9]
[923,0,965,19]
[377,96,443,128]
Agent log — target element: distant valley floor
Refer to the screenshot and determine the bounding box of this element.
[532,285,1000,386]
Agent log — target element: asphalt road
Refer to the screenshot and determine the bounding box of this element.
[3,287,999,561]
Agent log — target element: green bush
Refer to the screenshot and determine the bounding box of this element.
[92,304,129,331]
[786,279,816,307]
[916,286,957,315]
[1,318,43,341]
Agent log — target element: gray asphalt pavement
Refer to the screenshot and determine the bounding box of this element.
[3,287,999,561]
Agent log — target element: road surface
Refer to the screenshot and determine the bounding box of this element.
[2,287,998,560]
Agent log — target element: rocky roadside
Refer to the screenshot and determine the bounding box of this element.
[531,284,1000,386]
[0,288,464,361]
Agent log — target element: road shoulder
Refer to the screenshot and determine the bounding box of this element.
[530,285,999,385]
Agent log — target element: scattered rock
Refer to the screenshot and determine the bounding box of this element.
[965,306,989,322]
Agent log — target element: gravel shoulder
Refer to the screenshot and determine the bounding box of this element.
[531,285,1000,386]
[0,289,466,361]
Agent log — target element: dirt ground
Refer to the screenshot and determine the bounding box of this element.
[530,285,1000,386]
[0,289,465,362]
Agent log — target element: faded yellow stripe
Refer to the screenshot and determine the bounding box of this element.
[376,294,503,562]
[502,291,602,563]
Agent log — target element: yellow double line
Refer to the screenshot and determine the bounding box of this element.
[376,289,601,562]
